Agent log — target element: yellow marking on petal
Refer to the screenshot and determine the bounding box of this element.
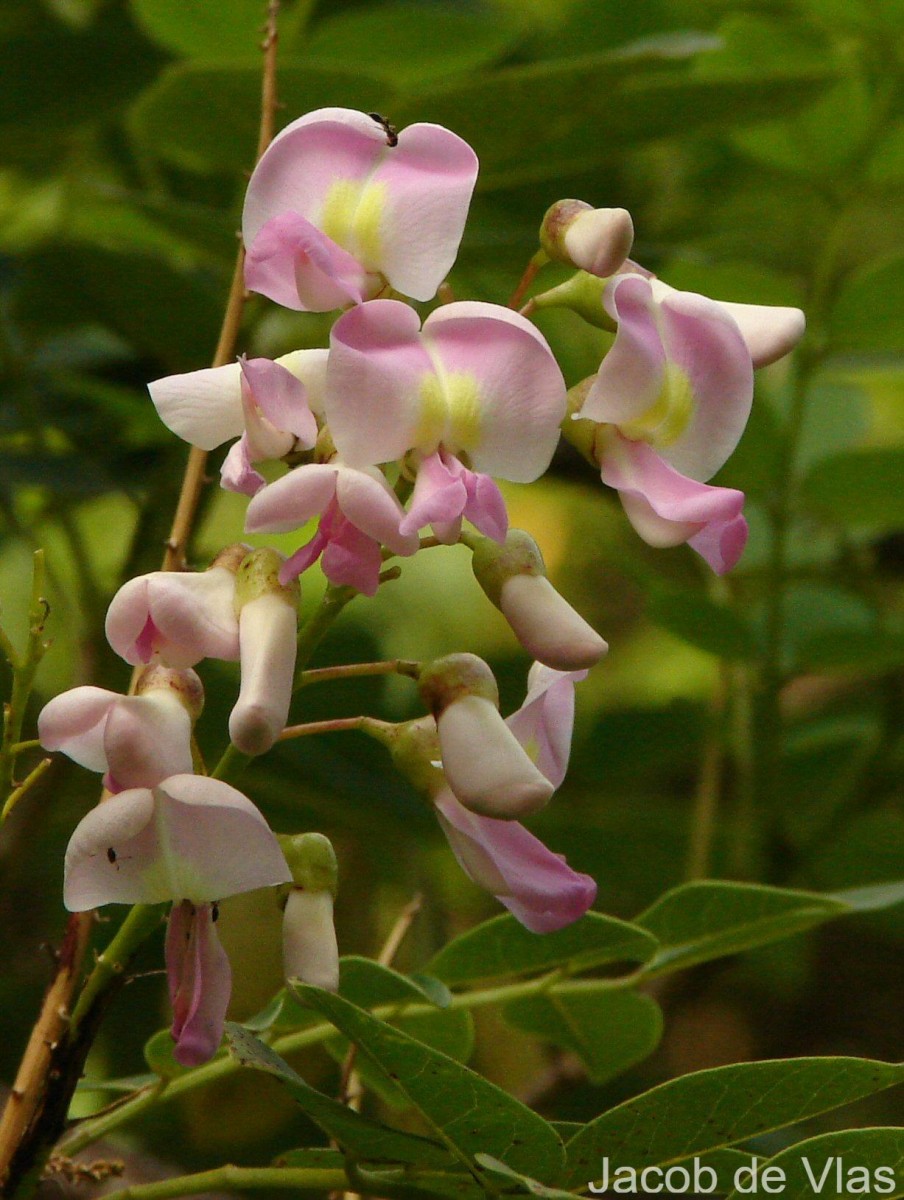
[618,362,693,448]
[319,179,387,270]
[414,371,483,455]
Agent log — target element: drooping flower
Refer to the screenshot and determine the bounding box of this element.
[245,461,418,594]
[418,654,554,819]
[326,299,566,541]
[148,349,327,456]
[242,108,479,311]
[471,530,608,670]
[105,544,248,669]
[280,833,340,992]
[64,773,291,1064]
[38,667,202,793]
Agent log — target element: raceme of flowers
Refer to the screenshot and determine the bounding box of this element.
[41,107,805,1066]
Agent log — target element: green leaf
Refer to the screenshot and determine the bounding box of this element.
[505,988,663,1084]
[130,61,391,174]
[339,956,452,1009]
[647,588,758,661]
[427,912,658,986]
[130,0,277,58]
[293,985,565,1182]
[726,1128,904,1200]
[563,1058,904,1187]
[831,880,904,911]
[795,627,904,674]
[225,1023,453,1168]
[304,5,516,85]
[801,449,904,529]
[636,881,848,973]
[475,1154,580,1199]
[829,255,904,354]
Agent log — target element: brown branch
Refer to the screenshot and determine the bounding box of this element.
[0,6,284,1194]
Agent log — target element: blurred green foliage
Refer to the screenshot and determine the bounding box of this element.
[1,0,902,1185]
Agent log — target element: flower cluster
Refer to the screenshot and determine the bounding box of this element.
[43,107,805,1065]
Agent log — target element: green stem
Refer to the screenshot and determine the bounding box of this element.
[95,1165,349,1200]
[69,906,164,1036]
[1,757,52,822]
[279,715,396,741]
[59,968,646,1156]
[297,659,421,687]
[1,552,48,802]
[292,585,357,690]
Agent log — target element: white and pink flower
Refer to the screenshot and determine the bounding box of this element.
[242,108,479,311]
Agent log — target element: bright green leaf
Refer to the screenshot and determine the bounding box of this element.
[564,1057,904,1187]
[293,985,565,1182]
[505,988,663,1084]
[131,0,278,58]
[427,912,658,986]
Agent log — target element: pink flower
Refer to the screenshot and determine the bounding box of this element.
[64,774,291,1065]
[435,793,596,933]
[148,350,327,454]
[220,358,318,497]
[105,549,246,669]
[245,461,418,595]
[38,673,199,793]
[326,299,565,540]
[505,663,587,790]
[242,108,479,311]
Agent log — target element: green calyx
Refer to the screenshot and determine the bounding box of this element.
[539,198,593,263]
[387,717,446,799]
[418,653,499,717]
[233,547,300,614]
[471,530,546,609]
[279,832,339,896]
[532,270,616,329]
[134,664,204,721]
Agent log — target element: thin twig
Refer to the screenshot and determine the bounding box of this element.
[1,757,52,823]
[297,659,421,687]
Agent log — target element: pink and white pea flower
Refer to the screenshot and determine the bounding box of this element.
[327,299,567,542]
[245,460,418,596]
[64,773,291,1065]
[573,272,761,572]
[242,108,478,312]
[38,668,201,793]
[434,665,595,932]
[148,348,327,458]
[105,545,248,669]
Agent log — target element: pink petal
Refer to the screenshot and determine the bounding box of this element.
[435,789,597,933]
[102,692,193,792]
[244,212,367,312]
[460,465,508,542]
[373,122,478,301]
[105,569,241,668]
[328,300,432,467]
[334,464,419,556]
[239,357,317,445]
[506,664,586,790]
[245,463,339,534]
[220,435,266,497]
[280,525,329,585]
[148,362,244,451]
[282,889,340,991]
[422,303,567,481]
[167,901,232,1066]
[38,686,116,773]
[399,451,467,537]
[320,518,385,596]
[498,576,607,672]
[63,775,291,910]
[673,293,805,368]
[600,434,748,574]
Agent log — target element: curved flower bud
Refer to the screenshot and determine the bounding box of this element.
[105,544,248,668]
[327,299,566,483]
[577,272,754,482]
[599,431,748,575]
[279,833,340,992]
[245,461,418,595]
[434,789,596,933]
[472,530,607,670]
[229,548,299,756]
[540,200,634,277]
[419,654,554,819]
[63,773,291,911]
[39,667,201,792]
[148,349,328,453]
[166,900,232,1066]
[242,108,479,311]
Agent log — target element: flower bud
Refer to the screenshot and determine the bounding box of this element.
[471,531,607,671]
[279,833,340,992]
[228,548,300,756]
[532,270,615,328]
[540,200,634,278]
[418,654,554,819]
